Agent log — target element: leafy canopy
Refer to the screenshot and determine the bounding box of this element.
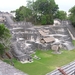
[69,6,75,27]
[15,0,59,25]
[54,10,67,20]
[27,0,59,25]
[15,6,32,21]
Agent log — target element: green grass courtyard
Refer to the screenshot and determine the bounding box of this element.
[9,49,75,75]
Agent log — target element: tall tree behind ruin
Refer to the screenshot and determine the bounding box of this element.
[68,6,75,27]
[15,0,59,25]
[54,10,67,20]
[27,0,59,25]
[15,6,32,21]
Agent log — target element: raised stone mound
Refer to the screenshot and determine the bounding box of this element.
[51,44,62,54]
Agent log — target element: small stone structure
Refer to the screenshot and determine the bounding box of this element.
[40,37,55,43]
[53,19,61,26]
[0,16,6,22]
[33,55,40,60]
[51,44,61,54]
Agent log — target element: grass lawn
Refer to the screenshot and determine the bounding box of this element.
[4,49,75,75]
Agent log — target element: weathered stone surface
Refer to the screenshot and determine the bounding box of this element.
[0,60,27,75]
[3,12,75,62]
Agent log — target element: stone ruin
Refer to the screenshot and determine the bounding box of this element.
[9,20,75,63]
[3,14,75,63]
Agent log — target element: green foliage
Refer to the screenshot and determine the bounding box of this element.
[15,6,32,21]
[0,44,4,56]
[31,0,58,15]
[41,15,47,25]
[69,6,75,14]
[0,24,11,57]
[29,0,58,25]
[72,40,75,46]
[41,14,53,25]
[68,6,75,27]
[54,10,67,20]
[15,0,58,25]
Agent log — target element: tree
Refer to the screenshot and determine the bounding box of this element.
[14,0,58,25]
[27,0,59,25]
[68,6,75,27]
[15,6,32,21]
[0,24,11,58]
[54,10,67,20]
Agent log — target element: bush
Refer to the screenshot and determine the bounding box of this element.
[0,24,11,58]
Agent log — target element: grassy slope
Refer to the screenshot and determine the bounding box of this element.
[13,49,75,75]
